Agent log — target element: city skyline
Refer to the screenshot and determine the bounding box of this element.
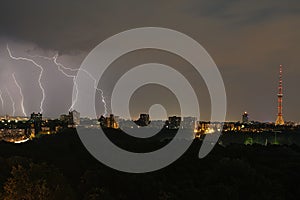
[0,63,294,123]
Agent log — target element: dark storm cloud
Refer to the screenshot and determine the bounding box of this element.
[188,0,300,20]
[0,0,299,121]
[0,0,160,52]
[1,0,299,52]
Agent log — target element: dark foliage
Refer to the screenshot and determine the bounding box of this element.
[0,129,300,199]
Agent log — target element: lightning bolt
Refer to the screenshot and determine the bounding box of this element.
[53,56,108,116]
[12,73,27,116]
[0,89,4,112]
[5,88,15,116]
[51,54,79,111]
[7,45,45,113]
[30,53,108,116]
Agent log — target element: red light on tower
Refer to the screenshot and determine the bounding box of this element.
[275,65,284,125]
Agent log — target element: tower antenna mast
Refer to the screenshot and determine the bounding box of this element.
[275,65,284,125]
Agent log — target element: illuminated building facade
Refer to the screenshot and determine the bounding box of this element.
[99,114,119,129]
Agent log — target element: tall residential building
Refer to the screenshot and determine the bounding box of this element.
[167,116,181,129]
[70,110,80,125]
[242,112,249,124]
[30,112,42,134]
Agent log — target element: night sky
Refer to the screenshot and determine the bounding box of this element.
[0,0,299,122]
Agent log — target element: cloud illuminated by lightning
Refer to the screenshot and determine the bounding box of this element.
[12,73,27,116]
[5,88,15,116]
[0,89,4,112]
[30,53,108,116]
[7,45,45,113]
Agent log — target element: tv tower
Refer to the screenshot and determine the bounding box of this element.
[275,65,284,125]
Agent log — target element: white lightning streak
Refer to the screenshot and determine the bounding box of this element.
[5,88,15,116]
[30,53,108,116]
[0,89,4,112]
[83,70,108,116]
[7,45,45,113]
[52,54,79,111]
[53,55,108,116]
[12,73,27,116]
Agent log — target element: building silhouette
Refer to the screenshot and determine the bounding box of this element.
[30,112,42,134]
[60,110,80,127]
[70,110,80,125]
[242,112,249,124]
[134,114,151,127]
[98,114,119,129]
[182,117,197,129]
[166,116,181,129]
